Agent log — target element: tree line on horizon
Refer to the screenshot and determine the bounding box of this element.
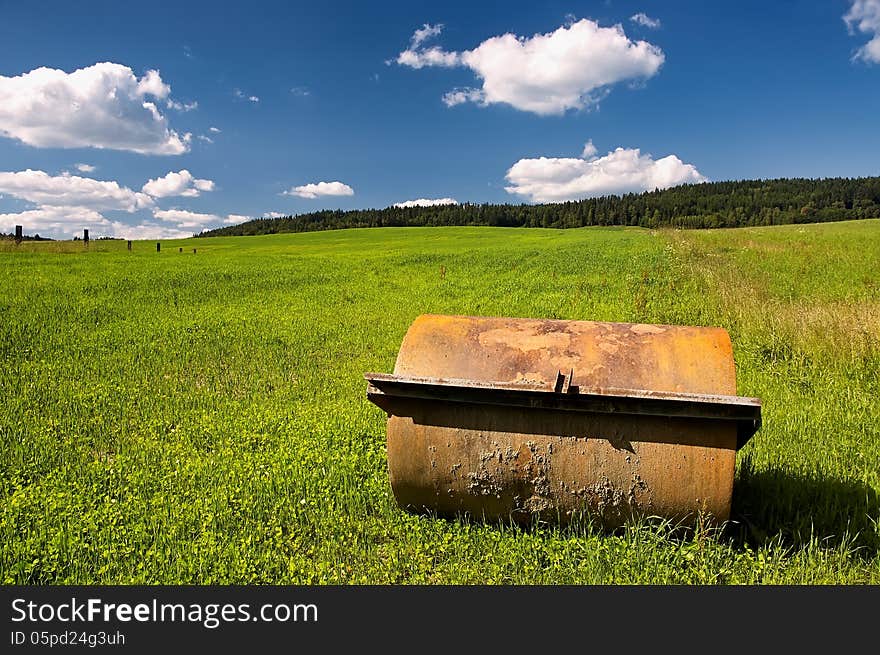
[197,176,880,238]
[8,176,876,242]
[0,232,54,241]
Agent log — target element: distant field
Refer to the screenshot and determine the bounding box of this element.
[1,221,878,583]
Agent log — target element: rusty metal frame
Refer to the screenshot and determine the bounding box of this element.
[364,372,762,449]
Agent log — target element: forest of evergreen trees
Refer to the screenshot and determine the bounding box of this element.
[198,176,880,237]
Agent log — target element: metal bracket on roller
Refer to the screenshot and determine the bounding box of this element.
[552,369,576,394]
[364,370,761,450]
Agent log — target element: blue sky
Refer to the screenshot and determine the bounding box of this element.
[1,0,878,239]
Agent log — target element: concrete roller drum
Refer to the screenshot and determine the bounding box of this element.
[365,314,761,527]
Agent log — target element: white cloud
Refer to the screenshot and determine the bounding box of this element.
[249,95,260,103]
[395,18,664,115]
[152,208,247,230]
[0,168,228,239]
[136,69,170,98]
[75,163,96,173]
[442,88,485,107]
[0,169,153,211]
[0,206,195,240]
[108,221,194,240]
[581,139,598,159]
[0,63,190,154]
[397,46,461,69]
[209,126,221,133]
[393,197,459,208]
[167,98,198,111]
[262,211,287,218]
[284,181,354,199]
[412,23,444,48]
[845,0,880,63]
[393,23,461,68]
[0,205,109,237]
[196,135,213,143]
[504,143,707,203]
[142,170,214,198]
[630,13,661,29]
[153,208,237,229]
[290,86,311,97]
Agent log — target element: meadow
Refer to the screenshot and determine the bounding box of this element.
[1,220,878,584]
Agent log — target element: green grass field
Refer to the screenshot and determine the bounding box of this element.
[1,221,878,583]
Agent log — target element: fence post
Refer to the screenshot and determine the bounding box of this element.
[157,242,161,252]
[127,240,132,251]
[15,225,22,244]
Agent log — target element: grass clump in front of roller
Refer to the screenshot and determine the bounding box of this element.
[1,220,878,583]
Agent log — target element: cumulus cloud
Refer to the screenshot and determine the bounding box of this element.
[393,197,459,207]
[109,222,194,240]
[581,139,598,159]
[153,208,243,229]
[0,169,153,211]
[504,143,706,203]
[27,208,243,238]
[0,168,238,239]
[136,69,171,98]
[393,23,461,68]
[442,88,485,107]
[845,0,880,63]
[412,23,445,48]
[0,204,193,240]
[397,48,460,69]
[284,181,354,199]
[0,168,235,239]
[630,13,661,29]
[167,98,198,111]
[152,208,212,225]
[395,18,664,115]
[75,163,96,173]
[209,126,221,133]
[262,211,287,218]
[142,170,215,198]
[0,205,109,237]
[0,63,191,154]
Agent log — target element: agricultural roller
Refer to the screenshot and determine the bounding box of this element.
[364,314,761,527]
